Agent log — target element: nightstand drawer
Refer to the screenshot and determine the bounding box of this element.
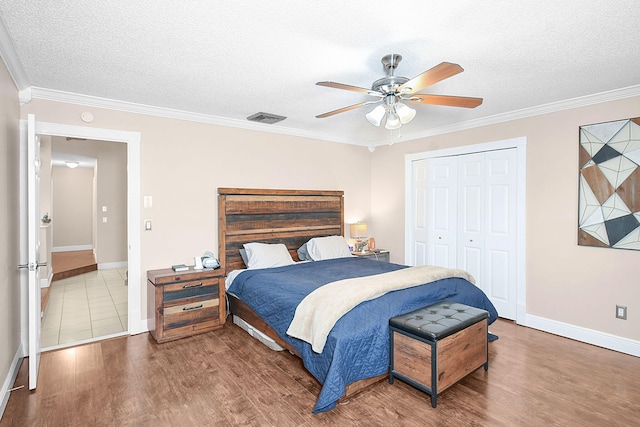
[163,298,220,332]
[163,277,219,303]
[163,318,221,340]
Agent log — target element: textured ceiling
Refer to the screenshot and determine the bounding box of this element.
[1,1,639,149]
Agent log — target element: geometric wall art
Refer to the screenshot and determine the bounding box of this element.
[578,117,640,250]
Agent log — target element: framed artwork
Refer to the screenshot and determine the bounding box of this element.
[578,117,640,250]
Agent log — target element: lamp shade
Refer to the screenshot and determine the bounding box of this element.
[365,105,386,126]
[396,102,416,124]
[385,114,401,130]
[350,222,368,238]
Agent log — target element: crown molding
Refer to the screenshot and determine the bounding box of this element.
[376,84,640,148]
[24,86,361,145]
[0,14,29,90]
[23,84,640,149]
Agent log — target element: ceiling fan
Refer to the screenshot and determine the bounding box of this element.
[316,54,483,130]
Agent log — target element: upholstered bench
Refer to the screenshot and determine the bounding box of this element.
[389,301,489,407]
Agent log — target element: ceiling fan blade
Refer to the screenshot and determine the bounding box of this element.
[407,94,483,108]
[398,62,464,95]
[316,81,383,97]
[316,101,379,118]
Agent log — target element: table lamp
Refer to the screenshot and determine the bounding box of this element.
[350,222,368,253]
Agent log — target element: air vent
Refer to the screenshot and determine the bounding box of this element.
[246,112,286,124]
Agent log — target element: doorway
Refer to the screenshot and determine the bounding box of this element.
[40,136,129,348]
[20,119,142,357]
[405,137,527,324]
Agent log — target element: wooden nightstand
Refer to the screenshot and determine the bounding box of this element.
[147,267,226,343]
[352,249,390,262]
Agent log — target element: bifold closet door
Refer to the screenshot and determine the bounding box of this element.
[410,156,457,268]
[457,150,517,319]
[411,148,517,320]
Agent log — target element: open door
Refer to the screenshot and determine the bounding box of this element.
[19,114,43,390]
[19,119,143,361]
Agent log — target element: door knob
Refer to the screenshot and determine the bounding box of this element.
[17,262,46,270]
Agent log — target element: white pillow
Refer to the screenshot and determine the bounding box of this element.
[306,236,353,261]
[243,242,295,269]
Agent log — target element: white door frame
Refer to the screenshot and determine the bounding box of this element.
[404,136,527,324]
[20,120,143,354]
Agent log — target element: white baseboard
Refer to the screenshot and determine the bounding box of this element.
[52,245,93,252]
[39,270,53,288]
[524,314,640,357]
[98,261,128,270]
[136,319,149,335]
[0,344,23,421]
[127,316,148,336]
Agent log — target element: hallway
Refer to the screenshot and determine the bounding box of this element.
[41,251,128,348]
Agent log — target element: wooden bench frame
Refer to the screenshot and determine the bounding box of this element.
[389,313,488,407]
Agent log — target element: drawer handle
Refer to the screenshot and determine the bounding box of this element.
[183,304,204,311]
[183,282,203,289]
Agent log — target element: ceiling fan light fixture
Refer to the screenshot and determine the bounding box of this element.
[316,55,482,136]
[385,113,401,130]
[396,102,416,124]
[366,105,386,126]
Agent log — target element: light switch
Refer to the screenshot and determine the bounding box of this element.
[144,196,153,208]
[102,206,107,212]
[102,217,107,223]
[144,220,152,230]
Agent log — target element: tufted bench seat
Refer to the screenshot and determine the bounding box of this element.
[389,300,489,407]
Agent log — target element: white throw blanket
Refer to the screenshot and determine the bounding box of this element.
[286,265,475,353]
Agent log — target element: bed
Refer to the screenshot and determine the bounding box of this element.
[218,188,498,413]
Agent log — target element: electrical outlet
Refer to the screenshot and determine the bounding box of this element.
[616,305,627,320]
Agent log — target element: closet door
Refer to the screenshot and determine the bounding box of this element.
[482,149,518,319]
[457,152,485,283]
[425,156,457,268]
[409,159,430,266]
[411,148,518,320]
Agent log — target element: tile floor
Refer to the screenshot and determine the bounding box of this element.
[41,268,128,348]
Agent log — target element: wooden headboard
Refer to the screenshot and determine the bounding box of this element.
[218,188,344,276]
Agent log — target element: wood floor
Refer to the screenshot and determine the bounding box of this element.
[2,318,639,426]
[51,250,97,281]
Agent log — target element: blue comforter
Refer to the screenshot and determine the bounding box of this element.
[227,257,498,413]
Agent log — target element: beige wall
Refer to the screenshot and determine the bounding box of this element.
[21,99,373,322]
[51,165,94,248]
[17,91,640,345]
[371,96,640,342]
[0,59,21,398]
[51,137,128,264]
